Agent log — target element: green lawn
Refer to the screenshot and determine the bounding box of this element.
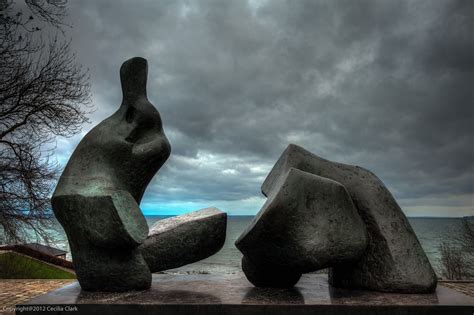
[0,252,76,279]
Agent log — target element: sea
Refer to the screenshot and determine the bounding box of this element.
[30,216,468,276]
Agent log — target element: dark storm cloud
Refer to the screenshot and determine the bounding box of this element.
[57,0,473,215]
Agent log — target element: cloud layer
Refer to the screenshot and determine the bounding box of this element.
[56,0,473,216]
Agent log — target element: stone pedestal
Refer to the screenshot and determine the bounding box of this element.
[19,274,474,315]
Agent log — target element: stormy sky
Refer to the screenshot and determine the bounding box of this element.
[54,0,472,216]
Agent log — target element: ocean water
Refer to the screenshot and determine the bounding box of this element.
[22,216,468,276]
[145,216,466,275]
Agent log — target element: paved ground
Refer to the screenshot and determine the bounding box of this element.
[0,280,75,314]
[0,279,472,314]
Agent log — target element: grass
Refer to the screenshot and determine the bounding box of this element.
[0,252,76,279]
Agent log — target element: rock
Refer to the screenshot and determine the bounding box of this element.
[236,167,367,287]
[140,208,227,272]
[261,144,437,293]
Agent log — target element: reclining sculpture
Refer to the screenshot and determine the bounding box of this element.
[236,144,437,293]
[52,56,435,294]
[52,57,226,292]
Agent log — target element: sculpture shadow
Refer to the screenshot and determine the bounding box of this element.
[328,285,439,305]
[77,289,222,304]
[242,287,305,304]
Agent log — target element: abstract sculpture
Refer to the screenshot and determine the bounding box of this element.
[52,57,226,291]
[236,144,437,293]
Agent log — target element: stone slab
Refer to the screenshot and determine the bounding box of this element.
[140,207,227,272]
[236,168,368,288]
[18,274,474,315]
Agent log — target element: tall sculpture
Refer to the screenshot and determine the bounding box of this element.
[236,144,437,293]
[52,57,226,292]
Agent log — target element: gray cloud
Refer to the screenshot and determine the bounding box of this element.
[55,0,473,216]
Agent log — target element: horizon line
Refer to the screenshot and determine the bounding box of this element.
[143,214,473,218]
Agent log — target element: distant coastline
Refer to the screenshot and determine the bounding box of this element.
[144,214,470,218]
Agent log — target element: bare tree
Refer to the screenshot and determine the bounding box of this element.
[457,218,474,253]
[0,0,91,244]
[440,242,468,280]
[439,218,474,280]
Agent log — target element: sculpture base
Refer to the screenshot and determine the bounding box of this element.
[18,273,474,315]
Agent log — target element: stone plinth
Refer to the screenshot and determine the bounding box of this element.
[18,274,473,315]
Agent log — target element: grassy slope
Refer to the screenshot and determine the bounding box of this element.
[0,252,76,279]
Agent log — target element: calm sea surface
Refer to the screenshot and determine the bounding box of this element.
[23,216,469,276]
